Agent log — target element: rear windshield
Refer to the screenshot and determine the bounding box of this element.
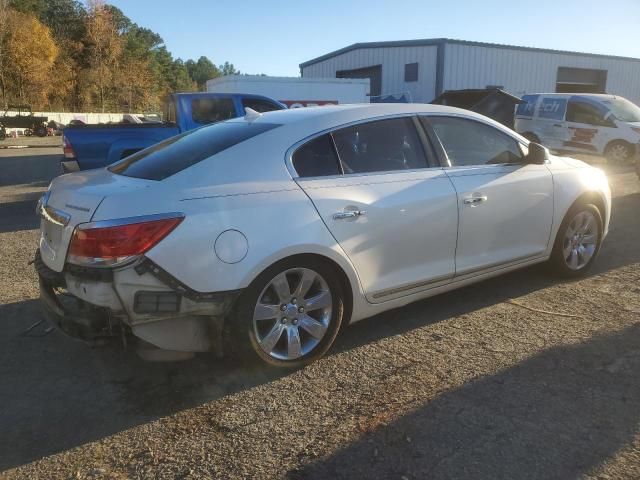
[109,121,280,180]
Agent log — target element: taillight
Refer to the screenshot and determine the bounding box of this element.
[67,214,184,267]
[62,135,76,159]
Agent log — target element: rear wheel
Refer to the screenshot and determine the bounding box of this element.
[605,141,634,165]
[231,258,344,368]
[549,203,602,277]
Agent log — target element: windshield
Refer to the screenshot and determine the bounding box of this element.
[602,97,640,123]
[109,121,280,180]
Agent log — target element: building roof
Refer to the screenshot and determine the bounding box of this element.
[299,38,640,69]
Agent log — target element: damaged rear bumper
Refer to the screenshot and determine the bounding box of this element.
[35,250,242,355]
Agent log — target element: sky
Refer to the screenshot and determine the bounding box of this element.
[108,0,640,77]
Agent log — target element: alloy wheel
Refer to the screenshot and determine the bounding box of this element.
[252,268,333,361]
[562,210,599,271]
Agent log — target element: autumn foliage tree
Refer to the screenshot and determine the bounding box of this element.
[0,0,240,112]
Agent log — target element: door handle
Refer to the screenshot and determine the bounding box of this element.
[553,124,563,127]
[333,210,366,220]
[463,196,487,206]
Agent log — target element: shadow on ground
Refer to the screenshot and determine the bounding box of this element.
[290,323,640,480]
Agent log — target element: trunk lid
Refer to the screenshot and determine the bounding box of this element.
[38,168,153,272]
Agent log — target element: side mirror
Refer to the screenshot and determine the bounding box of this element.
[526,142,549,164]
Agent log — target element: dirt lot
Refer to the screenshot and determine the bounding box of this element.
[0,148,639,479]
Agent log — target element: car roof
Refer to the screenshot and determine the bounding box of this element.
[230,102,491,126]
[528,93,617,99]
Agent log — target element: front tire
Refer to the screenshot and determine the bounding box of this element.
[605,141,634,165]
[549,203,603,277]
[231,258,344,368]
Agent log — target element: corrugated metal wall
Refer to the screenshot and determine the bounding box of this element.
[301,46,439,102]
[302,42,640,105]
[443,44,640,104]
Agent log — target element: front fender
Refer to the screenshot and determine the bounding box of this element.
[547,158,611,248]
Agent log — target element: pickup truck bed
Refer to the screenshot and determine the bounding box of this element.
[62,93,284,172]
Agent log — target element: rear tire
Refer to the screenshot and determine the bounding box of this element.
[229,257,345,368]
[605,140,634,165]
[548,202,603,277]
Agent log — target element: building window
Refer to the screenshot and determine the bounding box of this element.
[556,67,607,94]
[404,63,418,82]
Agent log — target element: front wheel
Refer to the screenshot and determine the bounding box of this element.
[605,141,634,165]
[549,203,603,277]
[231,258,344,368]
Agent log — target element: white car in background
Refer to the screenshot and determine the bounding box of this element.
[516,93,640,164]
[36,104,611,367]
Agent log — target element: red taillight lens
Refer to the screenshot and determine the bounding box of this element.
[68,215,183,267]
[62,135,75,159]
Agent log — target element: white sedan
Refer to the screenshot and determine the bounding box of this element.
[35,104,611,367]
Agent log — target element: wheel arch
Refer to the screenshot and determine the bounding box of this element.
[604,138,635,156]
[243,252,355,326]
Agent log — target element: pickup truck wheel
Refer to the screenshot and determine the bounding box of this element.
[549,203,602,277]
[230,258,344,368]
[605,141,633,165]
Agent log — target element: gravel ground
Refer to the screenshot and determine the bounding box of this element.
[0,149,639,479]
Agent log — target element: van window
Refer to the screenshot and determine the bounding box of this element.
[191,98,236,124]
[602,97,640,122]
[516,95,539,118]
[538,98,567,121]
[566,98,615,126]
[109,121,280,180]
[163,97,176,123]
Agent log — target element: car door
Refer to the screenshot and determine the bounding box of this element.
[564,96,617,155]
[422,115,554,276]
[292,116,459,303]
[535,96,570,150]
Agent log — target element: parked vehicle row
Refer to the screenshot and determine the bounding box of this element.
[60,93,285,172]
[516,93,640,164]
[36,103,611,367]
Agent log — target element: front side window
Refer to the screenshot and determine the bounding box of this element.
[603,97,640,122]
[567,98,615,126]
[242,98,283,113]
[331,117,428,174]
[110,121,280,180]
[426,116,524,166]
[191,98,236,124]
[292,134,342,178]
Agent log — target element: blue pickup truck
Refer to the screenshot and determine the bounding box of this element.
[61,92,285,172]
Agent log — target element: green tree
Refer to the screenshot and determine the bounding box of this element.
[219,61,240,76]
[186,56,220,90]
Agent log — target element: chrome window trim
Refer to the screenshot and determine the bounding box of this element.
[285,112,440,180]
[77,212,185,231]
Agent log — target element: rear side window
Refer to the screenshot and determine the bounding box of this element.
[242,98,283,113]
[191,98,236,124]
[293,134,341,177]
[538,97,567,120]
[109,122,280,180]
[332,117,428,174]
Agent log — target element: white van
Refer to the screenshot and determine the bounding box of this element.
[515,93,640,163]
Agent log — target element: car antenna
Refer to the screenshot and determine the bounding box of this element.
[244,107,262,122]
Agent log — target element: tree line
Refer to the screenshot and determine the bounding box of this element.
[0,0,241,113]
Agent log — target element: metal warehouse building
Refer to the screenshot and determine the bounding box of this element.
[300,38,640,104]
